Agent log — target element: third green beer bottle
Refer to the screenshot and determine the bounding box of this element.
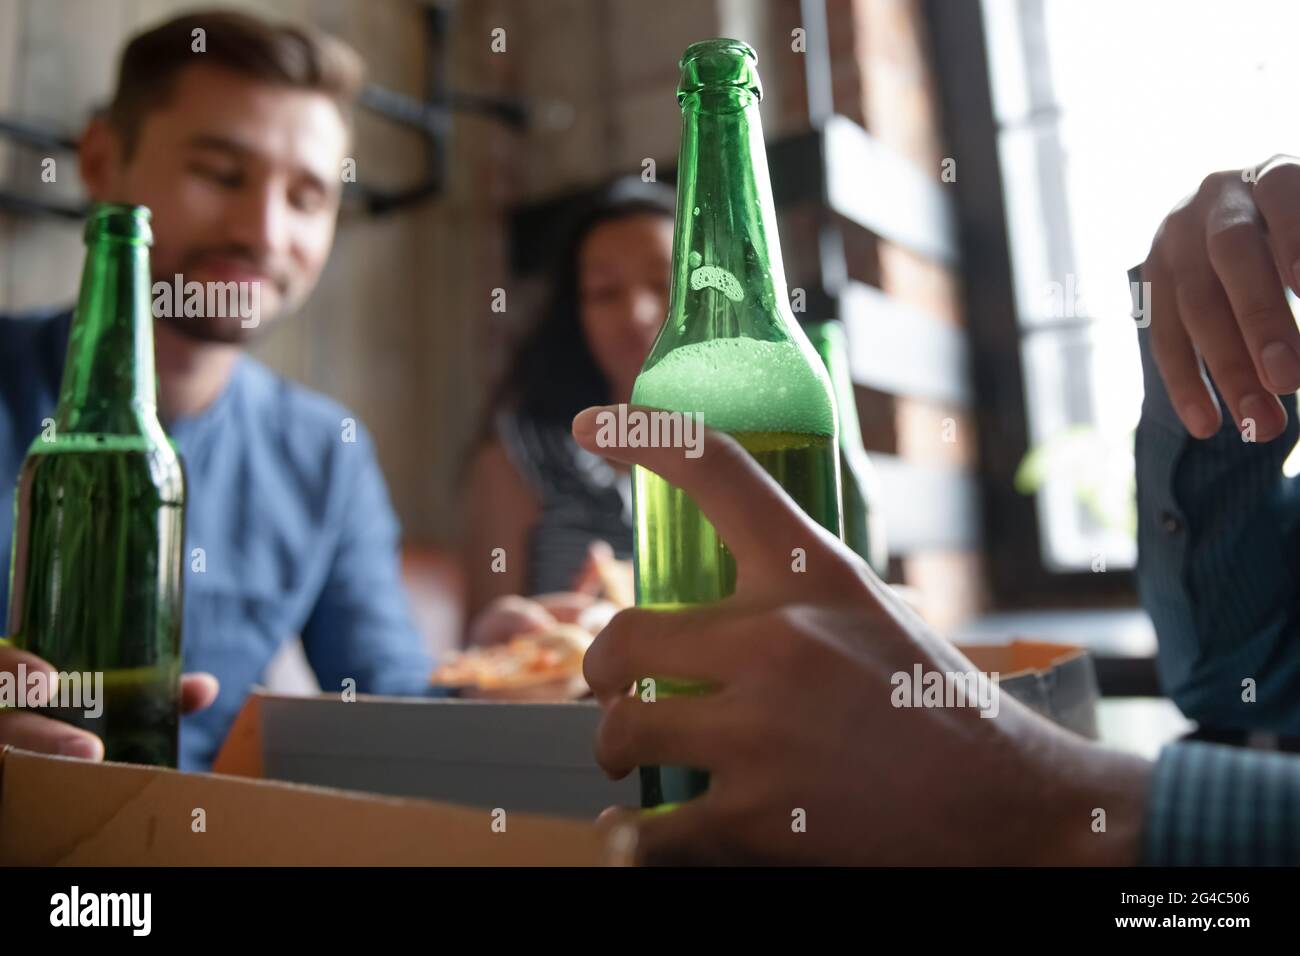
[6,203,186,767]
[631,39,842,807]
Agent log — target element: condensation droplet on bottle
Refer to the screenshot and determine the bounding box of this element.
[688,251,702,268]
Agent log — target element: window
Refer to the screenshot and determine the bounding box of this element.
[931,0,1300,596]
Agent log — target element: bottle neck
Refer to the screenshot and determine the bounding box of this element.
[55,236,159,435]
[807,320,865,445]
[668,87,792,340]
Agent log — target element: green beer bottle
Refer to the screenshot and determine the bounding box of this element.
[803,319,889,577]
[631,39,843,807]
[6,203,186,767]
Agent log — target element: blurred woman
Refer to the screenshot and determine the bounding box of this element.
[462,178,675,640]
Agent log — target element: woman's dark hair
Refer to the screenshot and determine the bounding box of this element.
[482,177,676,437]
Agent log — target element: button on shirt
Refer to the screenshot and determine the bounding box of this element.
[0,311,436,770]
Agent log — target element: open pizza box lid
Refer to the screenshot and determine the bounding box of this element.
[955,640,1099,739]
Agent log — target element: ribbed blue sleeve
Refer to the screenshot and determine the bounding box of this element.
[1144,742,1300,865]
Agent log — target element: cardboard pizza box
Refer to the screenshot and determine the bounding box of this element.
[0,744,610,866]
[212,691,640,819]
[210,641,1094,820]
[957,640,1099,739]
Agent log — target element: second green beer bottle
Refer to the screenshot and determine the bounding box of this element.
[631,39,842,807]
[6,204,186,767]
[804,319,889,577]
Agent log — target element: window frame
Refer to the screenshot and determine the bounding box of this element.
[924,0,1136,607]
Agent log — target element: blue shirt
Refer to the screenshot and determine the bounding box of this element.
[0,310,435,770]
[1134,283,1300,863]
[1134,313,1300,734]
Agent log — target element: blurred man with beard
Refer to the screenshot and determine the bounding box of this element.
[0,10,434,770]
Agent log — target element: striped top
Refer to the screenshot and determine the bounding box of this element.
[495,408,633,595]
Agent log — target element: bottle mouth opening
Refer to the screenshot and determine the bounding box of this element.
[85,203,153,246]
[681,38,756,64]
[678,38,762,101]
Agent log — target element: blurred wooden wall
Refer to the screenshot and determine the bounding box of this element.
[0,0,502,547]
